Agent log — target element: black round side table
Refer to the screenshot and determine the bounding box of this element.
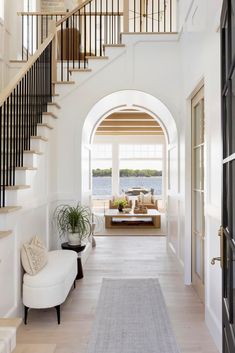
[61,242,86,279]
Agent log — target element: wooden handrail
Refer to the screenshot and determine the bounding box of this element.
[56,0,93,26]
[17,11,67,16]
[0,31,56,106]
[18,11,123,16]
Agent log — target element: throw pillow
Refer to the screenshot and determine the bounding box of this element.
[142,193,152,204]
[138,193,144,203]
[21,236,48,276]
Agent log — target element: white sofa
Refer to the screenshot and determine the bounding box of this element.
[23,250,77,324]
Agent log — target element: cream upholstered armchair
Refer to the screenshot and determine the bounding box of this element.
[136,193,158,210]
[109,196,132,209]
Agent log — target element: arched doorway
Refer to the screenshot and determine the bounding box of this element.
[81,89,183,275]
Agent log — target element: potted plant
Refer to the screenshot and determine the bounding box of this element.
[53,203,92,246]
[113,198,128,212]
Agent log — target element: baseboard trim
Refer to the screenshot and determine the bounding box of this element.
[205,305,222,353]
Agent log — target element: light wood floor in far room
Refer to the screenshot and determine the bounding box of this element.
[16,237,219,353]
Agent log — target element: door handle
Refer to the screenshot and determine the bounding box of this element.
[211,226,224,268]
[211,257,221,265]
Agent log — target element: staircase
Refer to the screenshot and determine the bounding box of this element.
[0,0,176,351]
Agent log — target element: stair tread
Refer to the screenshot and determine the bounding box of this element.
[15,166,37,171]
[52,81,75,84]
[31,136,48,141]
[0,318,22,328]
[0,230,12,238]
[47,102,61,109]
[69,68,92,72]
[37,123,53,130]
[4,185,30,190]
[0,206,22,213]
[103,44,125,47]
[42,112,58,119]
[24,150,43,155]
[85,55,108,59]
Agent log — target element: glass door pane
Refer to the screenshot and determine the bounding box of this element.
[191,86,205,302]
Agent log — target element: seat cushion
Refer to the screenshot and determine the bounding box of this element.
[23,250,77,288]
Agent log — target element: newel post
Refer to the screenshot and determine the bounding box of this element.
[123,0,129,33]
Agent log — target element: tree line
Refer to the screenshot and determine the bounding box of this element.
[92,168,162,177]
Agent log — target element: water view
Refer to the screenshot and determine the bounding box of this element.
[92,176,162,196]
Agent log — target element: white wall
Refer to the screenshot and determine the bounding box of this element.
[179,0,223,350]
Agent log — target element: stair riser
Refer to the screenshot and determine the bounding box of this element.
[30,139,47,152]
[15,170,36,185]
[5,188,31,206]
[42,114,56,126]
[23,153,39,168]
[37,126,51,138]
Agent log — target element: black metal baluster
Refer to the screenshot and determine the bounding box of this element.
[84,5,87,68]
[78,10,81,68]
[27,14,29,59]
[66,16,70,81]
[140,0,142,32]
[100,0,102,55]
[16,85,20,167]
[170,0,172,32]
[117,0,120,43]
[9,93,14,185]
[13,89,16,185]
[36,15,39,50]
[105,0,108,44]
[158,0,160,32]
[95,0,97,55]
[0,105,2,205]
[22,15,24,60]
[46,14,48,37]
[2,102,6,206]
[6,98,9,186]
[111,0,114,43]
[152,0,154,32]
[89,2,92,56]
[164,0,166,32]
[31,15,33,54]
[134,0,136,32]
[60,23,63,81]
[73,14,75,68]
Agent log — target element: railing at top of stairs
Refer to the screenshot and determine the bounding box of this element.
[18,1,177,70]
[0,0,176,207]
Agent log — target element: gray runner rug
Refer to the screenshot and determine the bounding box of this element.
[86,278,180,353]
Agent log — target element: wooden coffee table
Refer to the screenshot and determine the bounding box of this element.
[104,209,161,229]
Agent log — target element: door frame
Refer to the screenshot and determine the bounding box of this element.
[221,1,235,352]
[191,86,205,302]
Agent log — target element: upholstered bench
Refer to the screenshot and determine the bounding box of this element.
[23,249,77,324]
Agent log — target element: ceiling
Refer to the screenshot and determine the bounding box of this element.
[95,110,164,136]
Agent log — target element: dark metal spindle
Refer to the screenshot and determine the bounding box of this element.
[95,0,97,55]
[152,0,154,32]
[100,0,102,56]
[2,102,6,206]
[158,0,160,32]
[164,0,166,32]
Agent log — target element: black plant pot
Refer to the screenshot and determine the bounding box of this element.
[118,206,123,212]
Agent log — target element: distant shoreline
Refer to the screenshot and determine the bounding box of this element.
[93,168,162,177]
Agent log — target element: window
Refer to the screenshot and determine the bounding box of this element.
[119,144,163,195]
[92,144,112,197]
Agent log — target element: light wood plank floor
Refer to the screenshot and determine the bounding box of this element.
[16,236,219,353]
